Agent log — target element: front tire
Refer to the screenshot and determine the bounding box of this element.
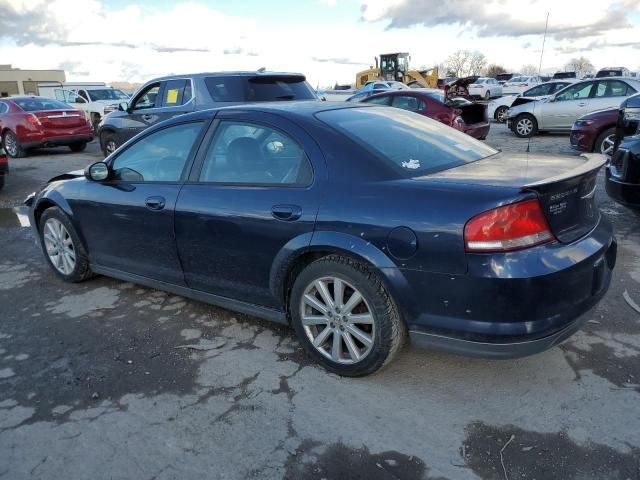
[485,90,491,100]
[69,142,87,153]
[39,207,93,283]
[495,105,509,123]
[512,114,538,138]
[100,131,118,157]
[290,255,406,377]
[3,131,26,158]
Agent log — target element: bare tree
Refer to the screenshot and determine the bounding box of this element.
[521,64,539,76]
[485,64,507,77]
[446,50,487,77]
[565,56,595,78]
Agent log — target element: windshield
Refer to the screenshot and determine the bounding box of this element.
[316,107,497,177]
[87,89,129,101]
[205,76,316,102]
[13,98,71,111]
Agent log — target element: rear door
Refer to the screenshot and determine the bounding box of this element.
[174,111,325,309]
[540,81,595,129]
[589,79,636,112]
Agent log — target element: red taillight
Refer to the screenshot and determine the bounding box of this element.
[26,113,41,127]
[464,199,554,252]
[0,154,6,164]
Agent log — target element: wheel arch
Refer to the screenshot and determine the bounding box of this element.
[270,231,418,326]
[33,194,89,253]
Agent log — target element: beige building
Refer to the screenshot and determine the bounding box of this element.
[0,65,66,97]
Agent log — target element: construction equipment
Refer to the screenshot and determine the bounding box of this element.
[356,52,439,89]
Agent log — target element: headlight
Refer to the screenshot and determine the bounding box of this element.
[623,107,640,122]
[574,120,594,127]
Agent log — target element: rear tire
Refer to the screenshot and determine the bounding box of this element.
[289,255,406,377]
[69,142,87,153]
[3,131,26,158]
[512,114,538,138]
[495,105,509,123]
[595,127,616,156]
[100,131,118,157]
[39,207,93,283]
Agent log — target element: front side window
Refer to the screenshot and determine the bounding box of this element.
[199,121,312,185]
[317,107,497,177]
[131,83,161,110]
[555,82,593,101]
[392,95,425,112]
[112,122,203,182]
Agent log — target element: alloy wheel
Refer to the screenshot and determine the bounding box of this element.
[496,107,508,123]
[43,218,76,275]
[600,134,615,157]
[105,140,117,155]
[4,133,18,157]
[516,118,533,136]
[299,276,375,364]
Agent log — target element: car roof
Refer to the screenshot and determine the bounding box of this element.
[145,70,307,83]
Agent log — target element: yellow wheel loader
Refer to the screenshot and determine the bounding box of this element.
[355,53,438,89]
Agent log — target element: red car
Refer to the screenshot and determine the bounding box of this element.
[570,108,618,156]
[0,97,94,158]
[362,88,490,140]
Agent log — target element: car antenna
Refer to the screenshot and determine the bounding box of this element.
[527,11,549,154]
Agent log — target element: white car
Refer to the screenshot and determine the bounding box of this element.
[488,80,575,122]
[502,76,543,95]
[467,77,502,100]
[507,77,640,138]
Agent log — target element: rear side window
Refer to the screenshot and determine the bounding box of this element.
[13,98,71,111]
[594,80,633,98]
[0,102,8,114]
[365,95,391,105]
[204,76,316,102]
[112,122,203,182]
[199,120,312,185]
[317,107,497,177]
[161,79,192,107]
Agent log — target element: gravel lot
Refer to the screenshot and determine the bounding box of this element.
[1,124,639,480]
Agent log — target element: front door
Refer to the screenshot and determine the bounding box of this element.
[540,81,595,129]
[71,121,206,284]
[175,112,325,309]
[119,79,194,144]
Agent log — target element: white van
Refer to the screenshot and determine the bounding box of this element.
[38,82,130,129]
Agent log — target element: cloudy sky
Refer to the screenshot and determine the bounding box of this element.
[1,0,640,87]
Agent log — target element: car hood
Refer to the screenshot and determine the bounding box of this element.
[417,152,603,187]
[448,76,479,87]
[578,108,618,121]
[510,96,542,110]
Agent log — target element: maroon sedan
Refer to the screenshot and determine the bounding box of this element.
[570,108,618,156]
[362,88,490,140]
[0,97,94,158]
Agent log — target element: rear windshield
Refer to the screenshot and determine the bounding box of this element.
[317,107,497,176]
[13,98,71,111]
[596,70,623,78]
[205,76,316,102]
[553,72,576,79]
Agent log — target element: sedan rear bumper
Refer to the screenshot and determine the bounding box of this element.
[464,122,490,140]
[21,134,94,149]
[400,216,616,359]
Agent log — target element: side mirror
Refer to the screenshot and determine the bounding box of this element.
[118,102,129,112]
[85,162,110,182]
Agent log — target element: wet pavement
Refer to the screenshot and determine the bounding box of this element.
[0,124,639,479]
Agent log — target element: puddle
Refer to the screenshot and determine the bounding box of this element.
[0,207,30,228]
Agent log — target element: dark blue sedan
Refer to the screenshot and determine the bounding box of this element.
[27,102,616,376]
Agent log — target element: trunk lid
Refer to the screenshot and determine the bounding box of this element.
[33,109,87,129]
[423,152,606,243]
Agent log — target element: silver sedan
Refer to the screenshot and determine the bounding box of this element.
[507,77,640,138]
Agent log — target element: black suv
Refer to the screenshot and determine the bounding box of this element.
[97,71,317,156]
